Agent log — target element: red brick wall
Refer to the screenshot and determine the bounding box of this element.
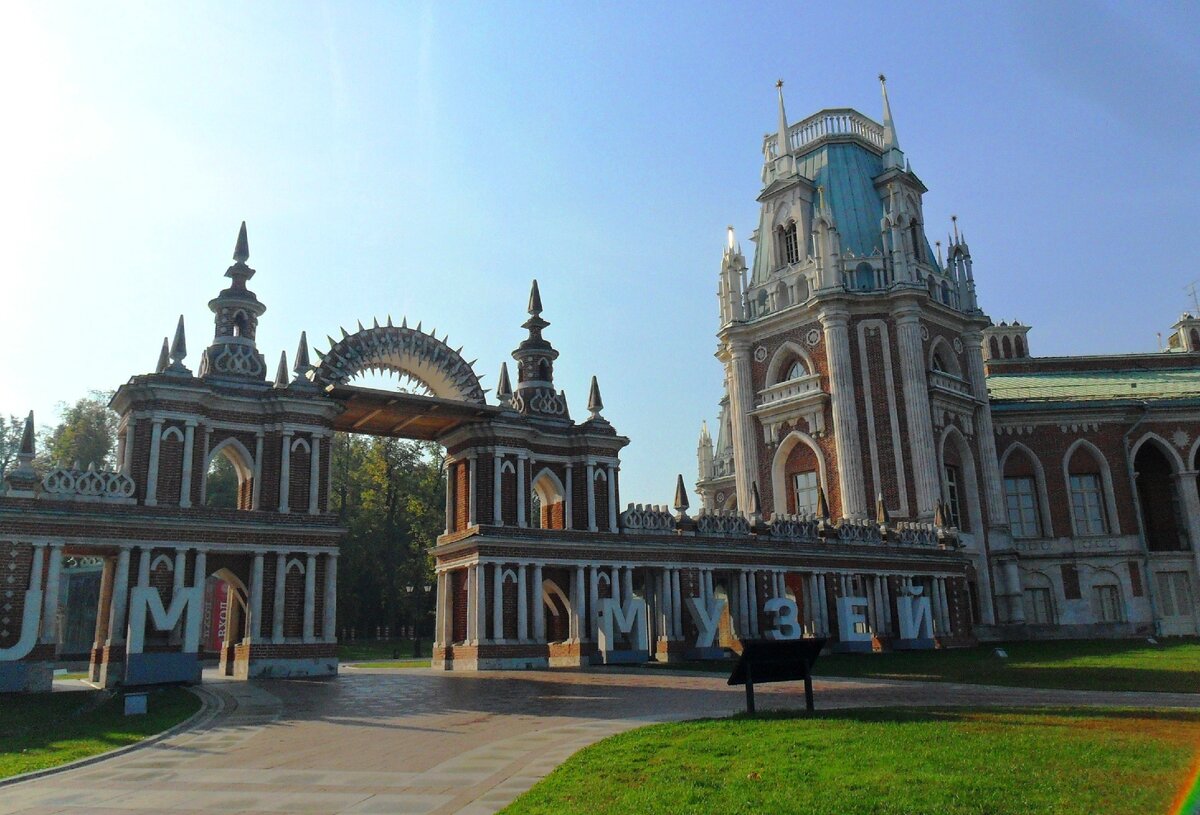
[156,428,184,506]
[288,440,311,514]
[455,460,470,532]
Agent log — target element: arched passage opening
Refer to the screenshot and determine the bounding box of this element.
[531,468,566,529]
[1134,440,1187,551]
[205,438,255,510]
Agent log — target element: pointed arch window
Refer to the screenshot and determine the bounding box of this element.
[778,222,799,266]
[785,360,807,381]
[909,220,923,262]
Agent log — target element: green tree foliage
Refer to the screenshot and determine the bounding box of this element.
[331,434,444,639]
[204,453,240,508]
[42,392,118,470]
[0,415,27,481]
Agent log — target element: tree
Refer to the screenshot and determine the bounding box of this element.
[41,391,119,470]
[0,414,27,481]
[204,453,240,508]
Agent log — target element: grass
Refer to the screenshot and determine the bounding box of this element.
[348,659,432,669]
[645,638,1200,694]
[0,687,201,779]
[337,639,428,662]
[502,706,1200,815]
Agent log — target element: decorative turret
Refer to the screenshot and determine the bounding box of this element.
[697,421,714,481]
[880,74,905,171]
[718,227,747,325]
[201,222,268,382]
[511,280,570,420]
[496,361,514,407]
[3,412,39,495]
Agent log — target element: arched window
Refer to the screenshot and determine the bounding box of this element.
[205,438,255,510]
[1065,443,1111,536]
[531,468,566,530]
[909,220,923,262]
[774,281,790,309]
[1002,447,1043,539]
[988,336,1001,359]
[232,310,249,338]
[1014,336,1026,357]
[1191,328,1200,351]
[940,281,951,305]
[785,359,807,381]
[779,222,799,266]
[1002,336,1013,359]
[931,351,947,373]
[854,262,874,290]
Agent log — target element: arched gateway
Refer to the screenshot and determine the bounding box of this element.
[1,223,972,692]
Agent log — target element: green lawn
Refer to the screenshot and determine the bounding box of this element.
[0,687,201,779]
[337,639,428,662]
[503,707,1200,815]
[646,638,1200,694]
[347,659,432,669]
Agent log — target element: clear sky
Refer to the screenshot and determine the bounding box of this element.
[2,1,1198,506]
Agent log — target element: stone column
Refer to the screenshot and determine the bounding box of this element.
[564,464,573,529]
[657,570,670,640]
[322,552,337,642]
[122,417,136,475]
[607,465,619,532]
[671,570,683,639]
[586,462,597,532]
[445,456,456,533]
[309,434,321,515]
[434,571,449,647]
[474,563,488,644]
[493,454,503,525]
[467,455,477,526]
[92,556,115,649]
[517,456,527,528]
[465,565,477,643]
[1003,560,1025,623]
[962,330,1008,527]
[252,432,264,510]
[573,565,586,642]
[893,303,940,517]
[492,562,505,642]
[107,547,131,646]
[532,563,545,641]
[39,543,63,644]
[622,565,634,608]
[250,551,265,641]
[303,553,317,642]
[517,563,529,642]
[170,547,187,642]
[821,308,869,518]
[278,432,293,513]
[610,565,620,607]
[273,553,287,643]
[588,566,600,641]
[145,418,164,506]
[725,341,761,513]
[180,421,196,508]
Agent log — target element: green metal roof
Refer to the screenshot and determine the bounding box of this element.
[987,369,1200,402]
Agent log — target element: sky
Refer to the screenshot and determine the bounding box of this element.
[1,1,1198,506]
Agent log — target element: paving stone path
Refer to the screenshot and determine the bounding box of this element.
[2,667,1197,815]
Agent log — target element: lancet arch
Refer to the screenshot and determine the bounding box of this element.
[314,321,486,404]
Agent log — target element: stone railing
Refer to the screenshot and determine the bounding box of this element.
[929,370,973,397]
[835,518,884,545]
[894,522,941,547]
[767,514,819,540]
[765,108,885,158]
[757,374,823,409]
[695,509,751,537]
[619,503,676,533]
[42,465,136,503]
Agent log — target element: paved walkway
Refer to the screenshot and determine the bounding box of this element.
[2,667,1197,815]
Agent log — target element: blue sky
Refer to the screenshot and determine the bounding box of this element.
[2,1,1198,505]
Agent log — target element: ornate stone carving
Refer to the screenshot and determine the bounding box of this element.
[695,509,750,536]
[619,503,675,533]
[42,465,136,502]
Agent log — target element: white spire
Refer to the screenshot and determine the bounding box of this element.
[775,79,789,156]
[879,73,905,171]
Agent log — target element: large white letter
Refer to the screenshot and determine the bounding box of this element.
[126,586,203,654]
[685,596,727,648]
[763,597,801,641]
[836,596,872,642]
[597,597,648,652]
[897,589,934,640]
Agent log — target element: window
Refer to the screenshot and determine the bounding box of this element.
[1092,584,1123,623]
[940,281,951,305]
[1069,474,1107,535]
[1156,571,1194,618]
[530,491,542,529]
[780,222,799,266]
[944,465,963,529]
[792,471,819,515]
[1024,587,1054,624]
[1004,476,1040,538]
[854,262,874,290]
[909,220,923,262]
[785,360,807,381]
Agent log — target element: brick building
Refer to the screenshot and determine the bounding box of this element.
[696,78,1200,640]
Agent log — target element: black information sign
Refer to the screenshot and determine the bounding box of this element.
[727,637,826,714]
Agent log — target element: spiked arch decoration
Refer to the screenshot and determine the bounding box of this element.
[312,319,486,405]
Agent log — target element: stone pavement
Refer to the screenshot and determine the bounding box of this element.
[2,667,1197,815]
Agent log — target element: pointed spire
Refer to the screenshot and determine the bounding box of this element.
[876,493,890,526]
[814,485,830,520]
[587,376,604,419]
[674,474,690,515]
[951,214,960,244]
[528,279,543,316]
[170,315,187,362]
[293,331,311,373]
[880,73,899,150]
[233,220,249,263]
[748,481,762,521]
[775,79,789,157]
[273,351,289,388]
[496,361,513,405]
[156,338,170,373]
[19,411,35,458]
[934,499,947,528]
